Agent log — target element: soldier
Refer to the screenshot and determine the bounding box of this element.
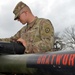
[0,1,54,54]
[0,1,54,75]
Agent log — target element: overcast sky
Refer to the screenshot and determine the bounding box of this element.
[0,0,75,38]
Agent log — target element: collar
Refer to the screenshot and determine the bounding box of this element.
[27,16,38,30]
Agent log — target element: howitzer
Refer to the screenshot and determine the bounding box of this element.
[0,42,25,54]
[0,50,75,75]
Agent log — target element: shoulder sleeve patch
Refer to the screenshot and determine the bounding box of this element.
[45,27,50,33]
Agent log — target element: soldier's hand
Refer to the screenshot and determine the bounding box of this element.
[17,38,26,47]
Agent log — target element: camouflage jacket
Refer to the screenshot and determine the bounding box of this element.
[0,17,54,53]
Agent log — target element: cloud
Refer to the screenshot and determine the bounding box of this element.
[47,0,75,32]
[0,0,75,38]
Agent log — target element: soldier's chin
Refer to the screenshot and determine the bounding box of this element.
[21,21,27,25]
[22,22,26,25]
[21,22,25,24]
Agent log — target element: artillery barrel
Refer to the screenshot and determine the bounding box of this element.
[0,50,75,75]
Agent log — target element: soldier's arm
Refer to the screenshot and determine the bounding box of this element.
[0,30,21,42]
[34,19,54,52]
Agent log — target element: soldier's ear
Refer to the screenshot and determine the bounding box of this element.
[24,11,29,17]
[24,11,28,14]
[21,11,27,16]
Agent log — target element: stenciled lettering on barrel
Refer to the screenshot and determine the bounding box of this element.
[37,54,75,66]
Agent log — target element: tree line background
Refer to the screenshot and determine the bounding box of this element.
[53,25,75,51]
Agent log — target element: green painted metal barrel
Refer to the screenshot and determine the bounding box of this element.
[0,50,75,75]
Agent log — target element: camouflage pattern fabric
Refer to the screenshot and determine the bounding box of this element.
[13,1,27,20]
[0,17,54,53]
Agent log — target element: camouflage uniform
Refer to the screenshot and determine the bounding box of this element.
[0,1,54,75]
[0,17,54,53]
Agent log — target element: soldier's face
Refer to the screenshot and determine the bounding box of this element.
[17,11,27,24]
